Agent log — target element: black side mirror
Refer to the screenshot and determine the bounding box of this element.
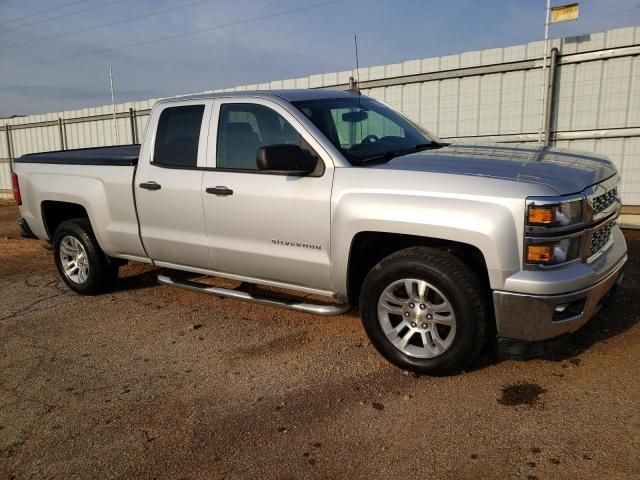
[256,144,318,173]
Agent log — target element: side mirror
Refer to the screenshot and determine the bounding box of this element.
[256,144,318,173]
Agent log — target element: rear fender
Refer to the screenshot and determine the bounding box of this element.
[17,167,144,258]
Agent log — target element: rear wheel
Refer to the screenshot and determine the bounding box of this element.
[360,247,487,375]
[53,219,118,294]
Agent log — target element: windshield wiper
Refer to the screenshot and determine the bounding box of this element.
[416,142,448,150]
[357,142,446,165]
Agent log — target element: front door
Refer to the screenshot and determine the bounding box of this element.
[202,99,333,291]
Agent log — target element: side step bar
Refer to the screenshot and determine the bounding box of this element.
[157,273,351,316]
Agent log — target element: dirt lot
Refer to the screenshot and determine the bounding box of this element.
[1,200,638,480]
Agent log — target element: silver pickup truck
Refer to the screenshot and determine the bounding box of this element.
[12,89,627,374]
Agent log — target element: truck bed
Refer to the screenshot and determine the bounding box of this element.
[15,145,140,166]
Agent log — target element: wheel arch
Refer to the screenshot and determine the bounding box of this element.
[41,200,91,239]
[345,231,491,305]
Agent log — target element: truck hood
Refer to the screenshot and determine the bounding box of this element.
[371,143,616,195]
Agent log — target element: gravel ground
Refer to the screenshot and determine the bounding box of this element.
[1,200,639,480]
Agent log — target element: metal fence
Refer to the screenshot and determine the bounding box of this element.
[2,26,639,205]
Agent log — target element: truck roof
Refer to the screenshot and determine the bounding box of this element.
[158,88,358,104]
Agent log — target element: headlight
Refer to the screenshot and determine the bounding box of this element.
[525,237,582,265]
[527,199,583,227]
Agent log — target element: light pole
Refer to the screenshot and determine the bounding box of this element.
[538,0,551,145]
[109,66,120,145]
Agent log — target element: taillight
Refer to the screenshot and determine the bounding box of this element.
[12,172,22,206]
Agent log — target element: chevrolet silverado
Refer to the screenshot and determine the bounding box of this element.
[12,89,627,374]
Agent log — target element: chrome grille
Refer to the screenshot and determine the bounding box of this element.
[589,222,614,257]
[592,187,618,215]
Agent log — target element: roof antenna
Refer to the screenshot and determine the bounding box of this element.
[350,34,365,164]
[348,34,361,95]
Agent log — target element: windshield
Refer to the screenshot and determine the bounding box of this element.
[292,96,440,164]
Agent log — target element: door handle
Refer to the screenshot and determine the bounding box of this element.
[139,181,161,191]
[206,186,233,196]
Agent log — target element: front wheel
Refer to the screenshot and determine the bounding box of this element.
[53,219,118,295]
[359,247,487,375]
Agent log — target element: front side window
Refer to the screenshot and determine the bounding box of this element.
[293,96,439,165]
[154,105,205,167]
[216,103,306,170]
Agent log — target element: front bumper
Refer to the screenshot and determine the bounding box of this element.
[493,254,627,342]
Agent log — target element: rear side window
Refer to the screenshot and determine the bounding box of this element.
[154,105,205,167]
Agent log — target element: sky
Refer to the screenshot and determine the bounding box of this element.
[0,0,639,116]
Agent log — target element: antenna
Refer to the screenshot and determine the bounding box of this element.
[348,34,361,94]
[109,65,120,144]
[352,34,364,159]
[354,34,360,86]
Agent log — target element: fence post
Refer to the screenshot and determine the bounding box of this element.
[544,47,559,147]
[5,125,13,174]
[58,118,66,150]
[129,108,137,144]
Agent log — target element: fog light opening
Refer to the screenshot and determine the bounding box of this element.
[552,298,587,322]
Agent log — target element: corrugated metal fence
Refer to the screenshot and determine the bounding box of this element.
[2,26,639,205]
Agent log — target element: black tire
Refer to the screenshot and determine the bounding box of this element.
[359,246,487,375]
[53,218,118,295]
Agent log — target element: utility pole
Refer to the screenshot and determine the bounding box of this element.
[109,66,120,144]
[538,0,551,145]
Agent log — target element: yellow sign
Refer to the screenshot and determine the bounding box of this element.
[551,3,579,23]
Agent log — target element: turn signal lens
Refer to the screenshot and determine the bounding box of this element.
[527,244,554,263]
[525,237,582,266]
[528,206,555,224]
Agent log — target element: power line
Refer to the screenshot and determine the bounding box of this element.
[0,0,342,72]
[0,0,129,35]
[0,0,89,28]
[5,0,216,50]
[255,2,494,59]
[5,0,627,51]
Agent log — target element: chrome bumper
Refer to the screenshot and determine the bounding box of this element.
[493,255,627,342]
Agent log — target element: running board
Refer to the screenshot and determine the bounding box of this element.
[157,273,351,316]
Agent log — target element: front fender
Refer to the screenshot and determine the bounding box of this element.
[331,193,521,296]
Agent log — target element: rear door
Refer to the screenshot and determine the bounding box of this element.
[135,100,213,268]
[201,98,334,291]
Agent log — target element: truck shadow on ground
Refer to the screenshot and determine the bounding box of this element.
[114,266,161,292]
